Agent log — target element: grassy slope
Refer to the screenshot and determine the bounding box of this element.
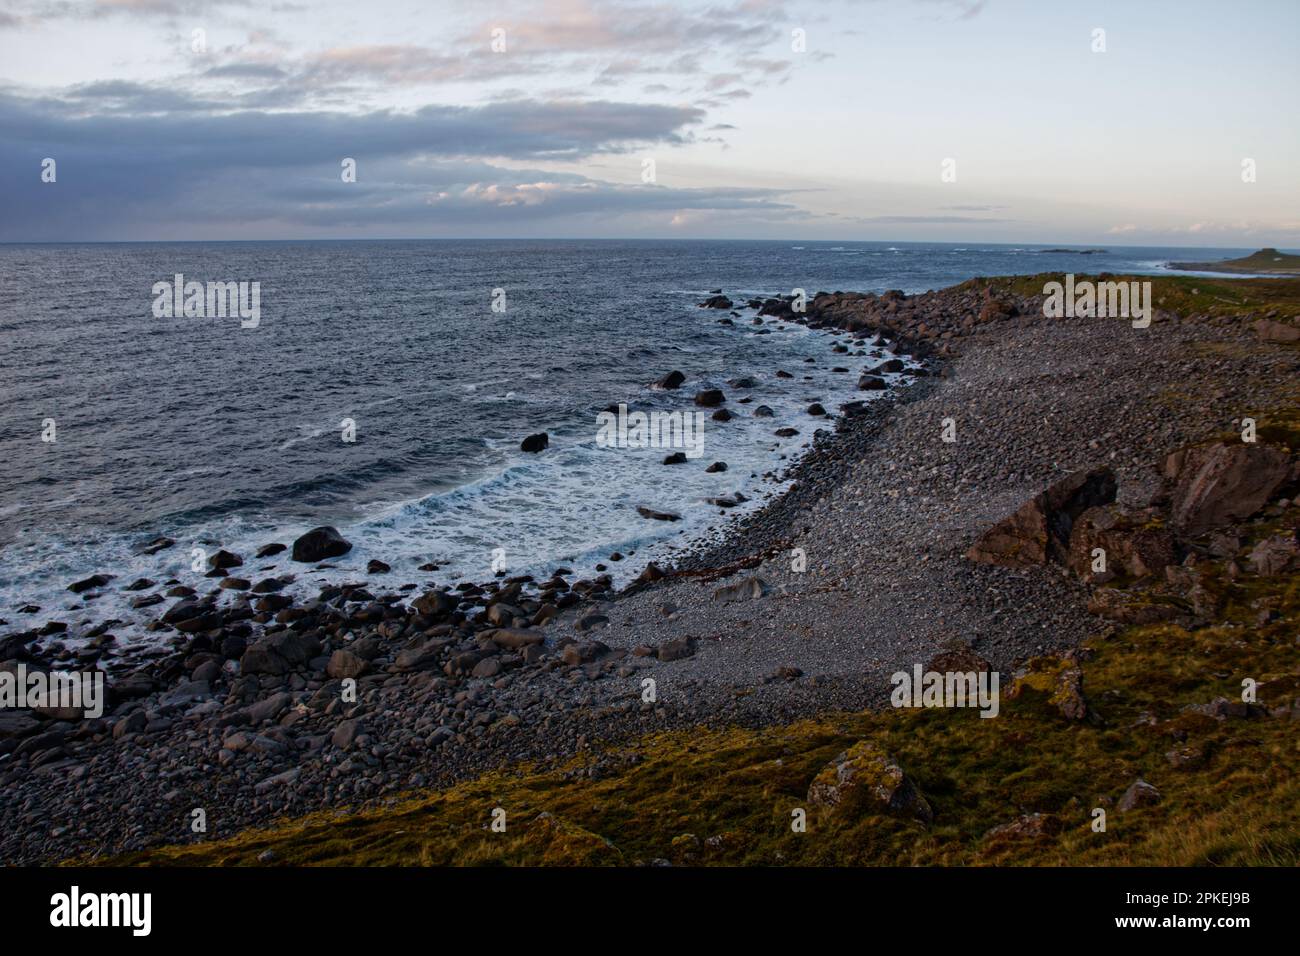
[1164,249,1300,276]
[101,277,1300,867]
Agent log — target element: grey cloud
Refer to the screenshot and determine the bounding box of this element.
[0,92,817,240]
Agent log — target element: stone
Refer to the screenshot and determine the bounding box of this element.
[712,576,768,602]
[1067,505,1177,581]
[68,574,113,594]
[291,526,353,562]
[326,649,369,679]
[966,466,1117,567]
[1116,779,1162,812]
[657,637,696,662]
[806,741,932,823]
[1162,441,1291,537]
[520,433,549,453]
[637,506,680,521]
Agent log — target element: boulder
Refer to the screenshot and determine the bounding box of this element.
[67,573,113,594]
[694,389,725,407]
[1066,505,1177,581]
[240,631,321,675]
[806,741,933,823]
[1247,531,1300,575]
[712,576,768,602]
[966,466,1117,567]
[520,432,549,453]
[656,370,686,389]
[637,506,680,521]
[657,636,696,662]
[326,649,369,679]
[291,526,352,563]
[1256,319,1300,343]
[412,589,457,618]
[1162,441,1292,537]
[1116,779,1162,812]
[208,549,244,570]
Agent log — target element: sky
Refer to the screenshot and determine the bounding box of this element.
[0,0,1297,244]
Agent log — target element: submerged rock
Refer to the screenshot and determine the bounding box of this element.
[520,432,549,453]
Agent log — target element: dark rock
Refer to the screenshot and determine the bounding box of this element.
[520,432,549,453]
[966,467,1117,568]
[291,526,353,563]
[68,574,113,594]
[1162,441,1292,537]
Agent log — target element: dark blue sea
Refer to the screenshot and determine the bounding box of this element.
[0,239,1258,639]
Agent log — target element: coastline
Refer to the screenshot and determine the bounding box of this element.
[4,270,1300,865]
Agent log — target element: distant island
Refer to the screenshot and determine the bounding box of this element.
[1168,247,1300,275]
[1039,248,1107,254]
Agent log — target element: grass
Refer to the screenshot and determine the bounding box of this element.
[973,272,1300,321]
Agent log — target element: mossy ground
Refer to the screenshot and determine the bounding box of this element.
[98,281,1300,868]
[974,273,1300,322]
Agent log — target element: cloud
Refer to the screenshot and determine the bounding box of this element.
[0,91,812,238]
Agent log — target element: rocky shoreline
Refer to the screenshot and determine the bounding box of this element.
[3,274,1299,865]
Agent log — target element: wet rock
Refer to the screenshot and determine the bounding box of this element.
[694,389,725,407]
[520,433,549,453]
[292,526,352,563]
[255,543,287,558]
[68,574,113,594]
[705,461,728,473]
[134,536,175,555]
[208,550,244,571]
[656,370,686,389]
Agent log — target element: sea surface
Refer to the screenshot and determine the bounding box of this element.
[0,239,1261,639]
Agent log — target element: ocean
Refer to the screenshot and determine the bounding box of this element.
[0,239,1255,639]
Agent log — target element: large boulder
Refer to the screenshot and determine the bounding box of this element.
[240,631,322,675]
[966,466,1117,568]
[806,741,933,823]
[1161,441,1292,538]
[291,526,352,563]
[1066,505,1177,581]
